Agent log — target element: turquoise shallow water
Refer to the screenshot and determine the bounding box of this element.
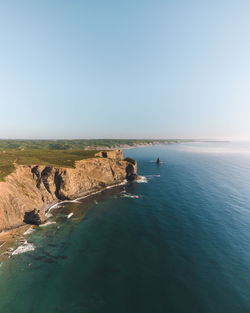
[0,142,250,313]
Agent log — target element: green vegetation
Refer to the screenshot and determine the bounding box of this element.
[0,139,191,181]
[124,157,136,165]
[0,153,16,182]
[0,150,96,181]
[0,139,186,151]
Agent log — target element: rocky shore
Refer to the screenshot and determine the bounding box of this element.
[0,149,137,232]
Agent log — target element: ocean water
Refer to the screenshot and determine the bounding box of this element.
[0,142,250,313]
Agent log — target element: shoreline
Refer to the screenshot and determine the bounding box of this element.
[107,141,182,150]
[0,148,137,232]
[79,141,185,152]
[45,178,128,217]
[0,178,132,262]
[0,224,32,261]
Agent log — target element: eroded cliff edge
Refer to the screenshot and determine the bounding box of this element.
[0,150,137,231]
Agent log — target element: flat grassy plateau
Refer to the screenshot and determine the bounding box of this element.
[0,149,96,181]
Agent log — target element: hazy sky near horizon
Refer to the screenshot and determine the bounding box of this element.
[0,0,250,139]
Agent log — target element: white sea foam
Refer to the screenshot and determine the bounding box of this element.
[45,200,73,217]
[40,221,56,227]
[136,176,148,183]
[106,180,127,189]
[44,181,128,221]
[77,180,128,201]
[45,199,80,217]
[147,174,160,178]
[61,199,80,204]
[77,189,103,201]
[45,203,60,217]
[121,193,140,199]
[23,227,34,236]
[67,212,74,219]
[12,242,35,255]
[71,199,80,203]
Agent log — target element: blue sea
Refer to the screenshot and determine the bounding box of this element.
[0,141,250,313]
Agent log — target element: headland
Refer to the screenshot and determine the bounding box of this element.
[0,149,137,234]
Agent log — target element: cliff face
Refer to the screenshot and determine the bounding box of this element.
[0,151,137,231]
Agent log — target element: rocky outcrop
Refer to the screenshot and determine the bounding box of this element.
[95,149,123,160]
[126,163,137,181]
[0,150,137,231]
[23,209,43,225]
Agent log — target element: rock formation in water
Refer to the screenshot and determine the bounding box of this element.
[0,150,137,231]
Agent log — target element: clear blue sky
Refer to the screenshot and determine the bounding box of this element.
[0,0,250,139]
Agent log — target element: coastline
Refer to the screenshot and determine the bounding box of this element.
[0,149,137,231]
[0,224,32,261]
[105,141,182,150]
[44,178,128,217]
[0,148,138,261]
[0,177,133,262]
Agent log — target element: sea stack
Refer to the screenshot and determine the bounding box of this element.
[156,157,160,165]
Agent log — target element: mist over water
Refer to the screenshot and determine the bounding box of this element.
[0,142,250,313]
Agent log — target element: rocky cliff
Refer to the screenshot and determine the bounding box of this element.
[95,149,124,160]
[0,150,137,231]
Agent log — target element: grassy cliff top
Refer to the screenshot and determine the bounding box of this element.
[0,150,96,181]
[0,139,189,181]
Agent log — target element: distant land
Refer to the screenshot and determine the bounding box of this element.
[0,139,192,151]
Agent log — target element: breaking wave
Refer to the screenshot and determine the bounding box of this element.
[67,212,74,219]
[105,180,127,189]
[136,176,148,183]
[121,193,140,199]
[40,221,56,227]
[146,174,160,178]
[45,203,61,217]
[71,199,80,203]
[23,227,35,236]
[12,241,35,255]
